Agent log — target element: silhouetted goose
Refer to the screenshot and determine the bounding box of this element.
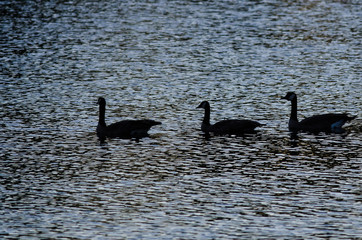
[196,101,261,135]
[97,97,161,142]
[281,92,356,133]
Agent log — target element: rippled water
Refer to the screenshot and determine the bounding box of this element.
[1,0,361,239]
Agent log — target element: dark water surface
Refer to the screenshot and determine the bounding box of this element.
[1,0,361,239]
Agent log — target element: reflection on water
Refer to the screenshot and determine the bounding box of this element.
[1,0,361,239]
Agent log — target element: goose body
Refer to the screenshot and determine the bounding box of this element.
[97,97,161,141]
[197,101,261,135]
[281,92,355,133]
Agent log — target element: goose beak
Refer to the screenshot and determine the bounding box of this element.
[281,95,287,100]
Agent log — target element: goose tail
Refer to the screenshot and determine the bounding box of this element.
[150,120,162,126]
[346,115,357,122]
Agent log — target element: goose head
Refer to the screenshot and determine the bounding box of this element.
[281,92,297,101]
[97,97,106,105]
[196,101,210,109]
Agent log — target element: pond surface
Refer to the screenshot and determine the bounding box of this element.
[1,0,361,239]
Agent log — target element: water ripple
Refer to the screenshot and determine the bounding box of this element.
[1,0,361,239]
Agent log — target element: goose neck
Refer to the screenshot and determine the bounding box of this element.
[290,97,298,122]
[98,103,106,127]
[203,105,211,126]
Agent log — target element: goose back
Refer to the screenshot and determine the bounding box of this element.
[210,119,261,135]
[298,114,356,133]
[99,119,161,139]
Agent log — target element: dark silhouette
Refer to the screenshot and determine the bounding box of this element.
[281,92,356,133]
[196,101,261,136]
[97,97,161,142]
